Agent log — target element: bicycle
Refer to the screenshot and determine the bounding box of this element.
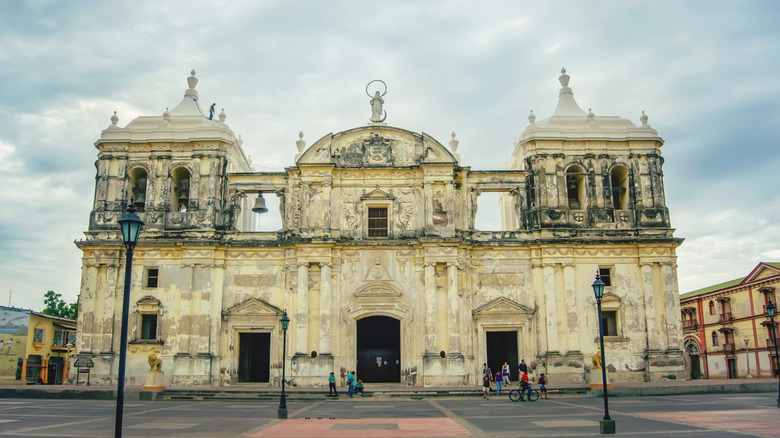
[509,385,539,402]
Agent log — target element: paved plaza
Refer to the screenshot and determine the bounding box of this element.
[0,393,778,437]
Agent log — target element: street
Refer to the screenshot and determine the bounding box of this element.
[0,393,777,437]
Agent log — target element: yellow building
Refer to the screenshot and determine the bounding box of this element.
[680,262,780,379]
[0,306,77,384]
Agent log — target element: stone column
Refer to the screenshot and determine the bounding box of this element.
[531,263,546,357]
[424,262,437,354]
[662,262,683,351]
[447,263,460,354]
[562,263,579,353]
[296,262,309,355]
[319,262,332,354]
[640,262,660,351]
[543,263,559,353]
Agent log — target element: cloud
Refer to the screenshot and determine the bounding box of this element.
[1,1,779,309]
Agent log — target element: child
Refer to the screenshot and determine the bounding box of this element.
[482,372,491,399]
[538,373,548,399]
[355,380,365,395]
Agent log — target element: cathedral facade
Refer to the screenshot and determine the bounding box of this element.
[75,69,684,387]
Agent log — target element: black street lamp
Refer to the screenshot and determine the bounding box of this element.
[766,298,780,408]
[592,272,615,435]
[115,202,143,438]
[278,310,290,419]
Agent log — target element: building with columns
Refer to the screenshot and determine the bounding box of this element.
[74,69,685,387]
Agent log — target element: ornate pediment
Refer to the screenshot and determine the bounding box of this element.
[223,298,282,319]
[354,283,402,298]
[361,187,395,201]
[472,297,534,317]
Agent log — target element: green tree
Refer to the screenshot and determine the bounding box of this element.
[42,291,78,320]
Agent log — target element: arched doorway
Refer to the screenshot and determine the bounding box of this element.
[356,316,400,382]
[684,339,702,380]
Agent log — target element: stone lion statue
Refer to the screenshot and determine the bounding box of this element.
[591,350,602,369]
[148,353,162,371]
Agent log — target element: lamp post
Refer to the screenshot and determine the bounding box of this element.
[115,202,143,438]
[744,336,752,379]
[766,299,780,408]
[592,272,615,434]
[278,310,290,419]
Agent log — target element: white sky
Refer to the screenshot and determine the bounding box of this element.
[1,1,778,310]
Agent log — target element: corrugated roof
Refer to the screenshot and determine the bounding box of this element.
[680,261,780,300]
[679,277,744,300]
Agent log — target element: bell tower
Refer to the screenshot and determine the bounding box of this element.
[88,71,254,235]
[507,69,671,233]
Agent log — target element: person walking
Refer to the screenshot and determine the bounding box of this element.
[482,371,491,399]
[347,371,356,398]
[538,373,548,399]
[328,371,338,397]
[482,363,493,381]
[502,362,511,386]
[495,369,503,395]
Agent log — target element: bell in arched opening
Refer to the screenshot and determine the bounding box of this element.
[252,193,268,214]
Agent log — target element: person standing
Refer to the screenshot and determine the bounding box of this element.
[328,371,338,397]
[502,362,511,386]
[495,370,503,396]
[538,373,548,399]
[347,371,356,398]
[518,359,528,375]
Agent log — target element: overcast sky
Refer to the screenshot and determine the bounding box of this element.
[1,1,778,311]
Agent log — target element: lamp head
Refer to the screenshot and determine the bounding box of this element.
[280,310,290,331]
[592,272,606,300]
[118,201,144,249]
[767,299,777,318]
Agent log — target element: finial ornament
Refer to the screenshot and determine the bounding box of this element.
[528,110,536,124]
[640,110,649,127]
[111,111,119,126]
[448,132,459,152]
[366,80,388,123]
[587,108,595,121]
[559,67,570,88]
[163,107,170,122]
[187,70,198,90]
[296,131,306,153]
[219,108,226,123]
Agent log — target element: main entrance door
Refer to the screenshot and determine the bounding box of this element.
[486,331,519,381]
[356,316,400,382]
[238,332,270,382]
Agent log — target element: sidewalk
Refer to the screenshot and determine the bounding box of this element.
[0,378,777,401]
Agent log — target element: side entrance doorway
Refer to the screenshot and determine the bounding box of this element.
[238,332,270,382]
[356,316,400,382]
[486,331,519,382]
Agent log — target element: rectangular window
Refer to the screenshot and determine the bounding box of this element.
[33,328,44,343]
[368,208,388,237]
[53,330,64,347]
[141,314,158,340]
[146,268,159,288]
[599,267,612,287]
[601,310,618,336]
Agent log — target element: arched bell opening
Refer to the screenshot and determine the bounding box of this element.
[171,167,191,212]
[128,167,148,212]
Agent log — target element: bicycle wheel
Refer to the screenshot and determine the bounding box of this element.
[508,389,522,402]
[528,389,540,401]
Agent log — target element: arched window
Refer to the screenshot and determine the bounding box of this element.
[711,331,719,347]
[565,165,586,210]
[610,165,629,210]
[128,167,148,212]
[171,167,191,212]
